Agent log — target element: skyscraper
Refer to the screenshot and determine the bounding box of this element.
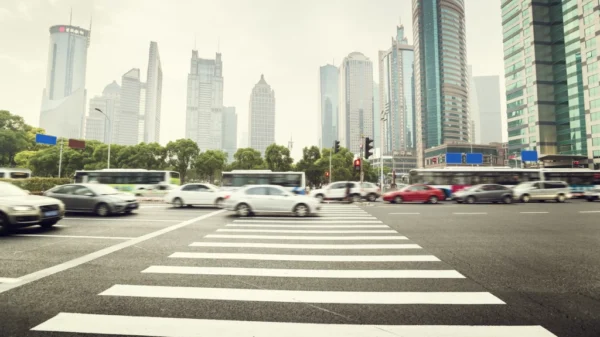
[186,51,224,150]
[373,81,380,150]
[85,81,120,143]
[379,24,416,155]
[473,75,502,144]
[248,74,276,155]
[222,107,237,162]
[39,24,90,139]
[501,1,599,167]
[338,52,374,154]
[144,41,162,143]
[116,68,143,146]
[467,65,480,144]
[318,64,338,150]
[413,0,469,167]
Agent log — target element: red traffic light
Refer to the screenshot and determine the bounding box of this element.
[354,158,361,166]
[325,171,330,177]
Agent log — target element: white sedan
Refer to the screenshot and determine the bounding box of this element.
[223,185,321,217]
[164,183,229,208]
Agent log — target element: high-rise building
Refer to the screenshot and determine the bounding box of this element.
[373,81,380,150]
[222,107,237,162]
[84,81,120,143]
[467,66,480,144]
[115,68,143,146]
[144,41,162,143]
[248,74,276,155]
[501,1,600,167]
[338,52,374,154]
[473,75,502,144]
[413,0,469,167]
[318,64,338,150]
[186,51,224,150]
[379,24,416,155]
[39,24,90,139]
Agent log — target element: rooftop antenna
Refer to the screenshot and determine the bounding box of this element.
[288,134,293,151]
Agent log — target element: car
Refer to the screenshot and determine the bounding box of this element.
[451,184,514,204]
[134,184,178,197]
[512,181,571,203]
[164,183,229,208]
[0,181,65,233]
[309,181,363,203]
[223,184,321,217]
[44,184,138,216]
[382,184,445,204]
[584,187,600,202]
[360,182,381,201]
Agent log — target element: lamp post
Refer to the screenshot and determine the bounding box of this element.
[380,109,387,193]
[95,108,111,169]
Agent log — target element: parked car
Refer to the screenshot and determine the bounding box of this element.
[164,183,229,208]
[224,184,321,217]
[382,184,445,204]
[584,188,600,202]
[0,182,65,233]
[451,184,514,204]
[512,181,571,203]
[44,184,138,216]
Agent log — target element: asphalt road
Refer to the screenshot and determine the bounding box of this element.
[0,199,598,336]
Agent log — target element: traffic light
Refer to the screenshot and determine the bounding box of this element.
[364,137,374,159]
[325,171,330,178]
[334,140,340,153]
[354,158,361,171]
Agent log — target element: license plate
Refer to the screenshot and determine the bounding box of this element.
[44,211,58,217]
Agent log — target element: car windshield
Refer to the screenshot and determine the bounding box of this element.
[0,183,28,197]
[87,184,120,195]
[400,185,414,192]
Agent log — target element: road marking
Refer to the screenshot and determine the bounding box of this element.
[169,252,440,262]
[389,212,420,215]
[53,224,69,227]
[232,220,382,224]
[142,266,464,278]
[0,210,225,295]
[580,210,600,213]
[519,212,549,214]
[452,212,488,215]
[226,224,389,228]
[204,234,407,240]
[63,218,180,222]
[0,277,20,283]
[190,242,422,249]
[14,234,134,240]
[249,216,376,220]
[216,229,397,234]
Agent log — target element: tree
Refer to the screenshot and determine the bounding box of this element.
[264,143,294,171]
[0,110,35,167]
[295,146,323,187]
[166,139,200,184]
[230,148,264,170]
[193,150,227,183]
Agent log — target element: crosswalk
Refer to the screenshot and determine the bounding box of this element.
[31,204,558,337]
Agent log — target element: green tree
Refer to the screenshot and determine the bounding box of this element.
[0,110,33,167]
[165,139,199,183]
[264,143,294,171]
[193,150,227,183]
[230,148,264,170]
[295,146,323,187]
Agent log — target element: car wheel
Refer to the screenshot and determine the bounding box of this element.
[367,193,377,202]
[0,213,13,235]
[351,194,361,203]
[236,203,251,217]
[215,198,224,208]
[503,196,513,204]
[521,194,531,203]
[428,196,439,204]
[394,196,403,204]
[294,203,309,217]
[172,198,184,208]
[315,194,324,203]
[465,196,476,204]
[40,219,58,228]
[556,194,566,203]
[95,203,110,217]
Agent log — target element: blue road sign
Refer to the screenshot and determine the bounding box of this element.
[521,150,538,162]
[466,153,483,164]
[446,153,462,164]
[35,134,57,145]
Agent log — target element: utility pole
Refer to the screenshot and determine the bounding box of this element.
[58,139,64,178]
[329,145,332,185]
[360,134,364,183]
[380,109,386,193]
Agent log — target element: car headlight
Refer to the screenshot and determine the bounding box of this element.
[12,206,35,211]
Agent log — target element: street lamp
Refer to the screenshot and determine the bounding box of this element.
[95,108,111,169]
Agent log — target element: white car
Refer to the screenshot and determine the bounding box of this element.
[164,183,229,208]
[223,185,321,217]
[309,181,380,202]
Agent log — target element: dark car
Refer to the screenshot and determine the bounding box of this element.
[44,184,138,216]
[452,184,514,204]
[382,184,445,204]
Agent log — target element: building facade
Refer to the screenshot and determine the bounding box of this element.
[473,75,502,144]
[379,24,416,155]
[248,74,276,155]
[467,66,480,144]
[85,81,120,143]
[144,41,162,143]
[423,142,505,168]
[39,25,90,139]
[185,51,224,150]
[413,0,469,167]
[338,52,374,154]
[222,106,237,162]
[114,68,144,146]
[318,64,339,150]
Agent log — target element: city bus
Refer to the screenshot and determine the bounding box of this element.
[221,170,307,194]
[73,169,181,193]
[409,167,600,197]
[0,168,32,179]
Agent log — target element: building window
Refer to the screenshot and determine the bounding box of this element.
[591,124,600,134]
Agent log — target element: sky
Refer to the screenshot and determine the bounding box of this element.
[0,0,507,161]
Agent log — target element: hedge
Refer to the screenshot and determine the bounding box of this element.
[0,178,72,193]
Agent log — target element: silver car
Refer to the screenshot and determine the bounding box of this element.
[0,181,65,233]
[584,188,600,202]
[452,184,514,204]
[44,184,139,216]
[512,181,572,203]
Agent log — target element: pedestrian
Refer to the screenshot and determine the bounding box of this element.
[345,182,352,203]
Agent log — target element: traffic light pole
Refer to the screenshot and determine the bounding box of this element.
[329,147,332,185]
[360,135,364,184]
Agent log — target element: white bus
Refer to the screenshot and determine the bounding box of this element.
[73,169,181,194]
[221,170,307,194]
[0,168,32,179]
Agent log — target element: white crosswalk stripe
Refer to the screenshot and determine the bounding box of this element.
[31,203,557,337]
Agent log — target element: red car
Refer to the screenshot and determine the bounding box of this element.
[382,184,445,204]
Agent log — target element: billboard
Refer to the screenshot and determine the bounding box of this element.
[466,153,483,164]
[446,153,462,164]
[35,134,57,145]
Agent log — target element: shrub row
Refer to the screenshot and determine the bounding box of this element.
[0,178,72,192]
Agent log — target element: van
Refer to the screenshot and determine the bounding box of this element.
[513,181,571,203]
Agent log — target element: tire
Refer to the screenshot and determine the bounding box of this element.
[465,196,476,204]
[95,203,110,217]
[351,194,361,203]
[428,196,439,204]
[40,219,58,228]
[172,197,184,208]
[503,196,513,204]
[124,210,133,214]
[367,193,377,202]
[394,196,403,204]
[520,194,531,203]
[236,203,251,217]
[556,194,566,203]
[315,194,324,203]
[215,198,224,208]
[294,203,309,217]
[0,213,13,235]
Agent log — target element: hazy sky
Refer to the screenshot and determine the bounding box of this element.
[0,0,506,160]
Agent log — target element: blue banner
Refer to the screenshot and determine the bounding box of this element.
[446,153,462,164]
[466,153,483,164]
[521,150,538,162]
[35,134,57,145]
